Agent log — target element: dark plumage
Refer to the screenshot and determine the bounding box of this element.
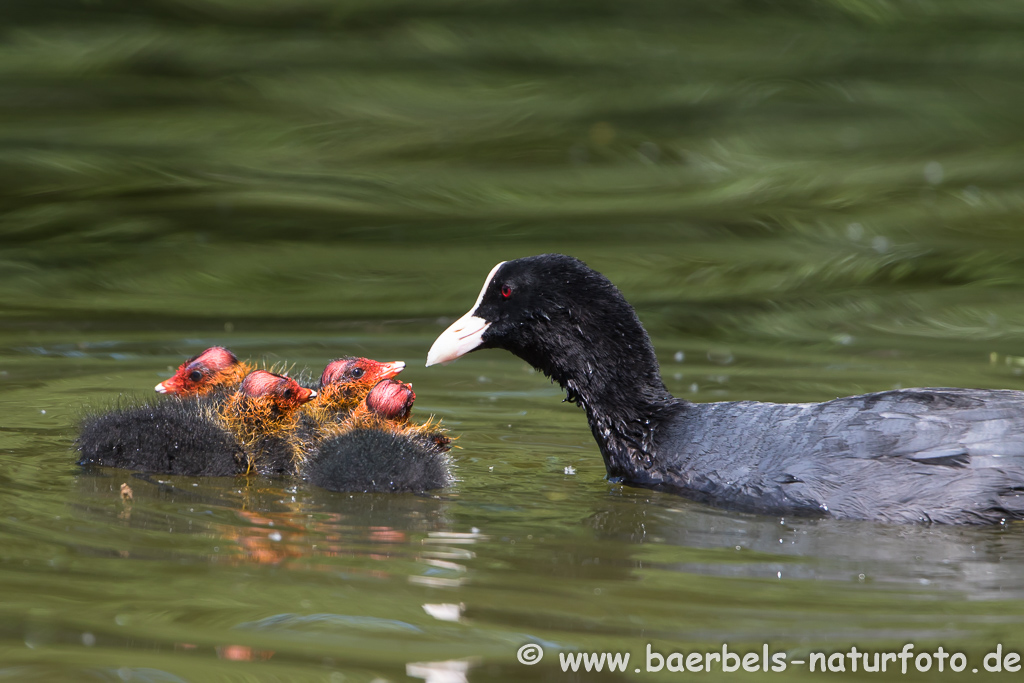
[427,253,1024,525]
[298,378,452,493]
[302,428,452,493]
[78,370,314,477]
[77,398,242,476]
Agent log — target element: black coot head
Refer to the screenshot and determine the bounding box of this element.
[427,254,659,395]
[428,255,592,365]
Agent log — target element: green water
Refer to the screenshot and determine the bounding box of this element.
[5,1,1024,680]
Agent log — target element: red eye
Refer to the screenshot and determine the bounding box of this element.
[501,284,512,299]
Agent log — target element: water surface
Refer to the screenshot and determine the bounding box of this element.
[3,1,1024,680]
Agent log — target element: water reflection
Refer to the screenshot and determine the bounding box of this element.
[406,658,476,683]
[72,470,460,569]
[582,492,1024,593]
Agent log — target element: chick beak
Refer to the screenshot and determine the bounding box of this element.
[380,361,406,379]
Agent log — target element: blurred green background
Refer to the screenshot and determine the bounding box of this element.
[5,0,1024,340]
[4,1,1024,681]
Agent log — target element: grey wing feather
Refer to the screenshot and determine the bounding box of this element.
[659,389,1024,524]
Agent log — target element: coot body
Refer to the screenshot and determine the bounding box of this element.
[427,253,1024,524]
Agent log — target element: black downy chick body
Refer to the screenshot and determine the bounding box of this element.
[77,397,242,476]
[302,379,452,493]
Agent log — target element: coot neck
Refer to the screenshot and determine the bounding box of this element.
[515,304,683,478]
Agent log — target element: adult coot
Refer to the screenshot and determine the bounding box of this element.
[426,253,1024,524]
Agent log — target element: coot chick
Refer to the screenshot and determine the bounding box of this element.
[155,346,251,397]
[220,370,317,474]
[78,369,316,476]
[303,357,406,429]
[349,378,416,425]
[77,396,242,476]
[336,377,451,448]
[427,253,1024,525]
[302,379,452,493]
